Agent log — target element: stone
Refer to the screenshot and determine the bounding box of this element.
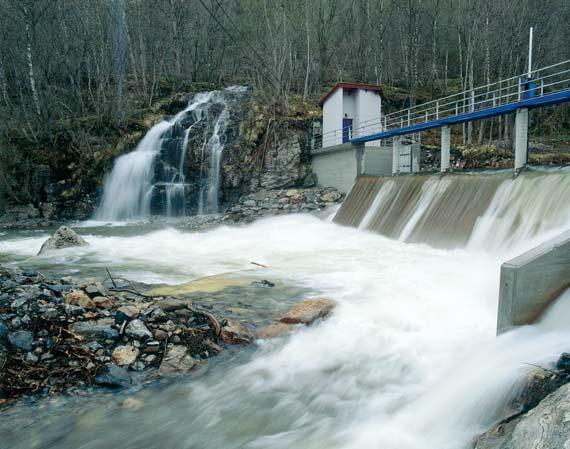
[25,351,39,363]
[153,299,188,311]
[220,319,254,345]
[112,345,139,366]
[556,352,570,370]
[65,290,96,310]
[158,345,196,376]
[475,382,570,449]
[153,329,168,341]
[0,321,8,340]
[257,322,293,339]
[121,397,144,411]
[93,296,114,309]
[115,305,140,324]
[279,299,337,325]
[320,191,342,202]
[94,364,132,388]
[8,331,33,351]
[37,226,89,255]
[125,319,153,340]
[84,285,107,298]
[252,280,275,288]
[71,319,118,340]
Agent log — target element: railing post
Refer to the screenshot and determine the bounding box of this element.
[455,103,459,115]
[407,109,411,127]
[540,79,544,96]
[384,116,387,131]
[441,126,451,172]
[425,111,428,122]
[436,101,439,120]
[518,77,522,101]
[492,92,496,107]
[471,89,475,112]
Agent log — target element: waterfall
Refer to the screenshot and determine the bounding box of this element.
[335,168,570,250]
[95,87,246,221]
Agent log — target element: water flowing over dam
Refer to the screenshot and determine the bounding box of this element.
[334,168,570,250]
[96,87,245,221]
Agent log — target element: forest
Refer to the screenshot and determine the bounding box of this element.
[0,0,569,208]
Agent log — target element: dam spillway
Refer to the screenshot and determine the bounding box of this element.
[334,168,570,250]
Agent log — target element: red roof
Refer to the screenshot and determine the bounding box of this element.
[318,82,383,107]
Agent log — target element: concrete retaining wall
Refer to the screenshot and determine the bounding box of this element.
[362,147,393,176]
[497,230,570,334]
[311,143,363,193]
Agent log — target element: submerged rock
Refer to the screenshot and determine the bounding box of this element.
[220,319,254,345]
[158,345,196,376]
[256,322,293,339]
[94,364,132,388]
[37,226,89,255]
[279,299,336,325]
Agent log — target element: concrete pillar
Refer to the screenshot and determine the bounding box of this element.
[354,143,364,176]
[515,108,529,172]
[392,137,402,175]
[441,126,451,172]
[411,144,420,173]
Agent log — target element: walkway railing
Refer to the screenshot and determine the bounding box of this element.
[314,59,570,149]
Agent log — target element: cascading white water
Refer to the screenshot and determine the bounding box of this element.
[199,105,228,214]
[95,121,172,221]
[95,88,244,221]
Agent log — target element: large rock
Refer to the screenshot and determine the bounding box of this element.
[475,382,570,449]
[7,331,33,351]
[38,226,88,255]
[71,319,118,340]
[125,319,153,340]
[94,364,132,388]
[279,299,336,325]
[220,319,254,345]
[256,322,293,339]
[158,345,196,376]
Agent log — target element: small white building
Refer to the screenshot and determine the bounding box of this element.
[319,82,383,148]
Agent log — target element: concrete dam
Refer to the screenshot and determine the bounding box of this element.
[334,169,570,250]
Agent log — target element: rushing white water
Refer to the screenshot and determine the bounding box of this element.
[96,88,244,221]
[1,168,569,448]
[358,179,394,230]
[96,120,171,221]
[200,101,229,214]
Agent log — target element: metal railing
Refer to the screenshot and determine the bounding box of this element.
[313,59,570,149]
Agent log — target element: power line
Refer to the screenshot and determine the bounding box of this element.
[196,0,279,88]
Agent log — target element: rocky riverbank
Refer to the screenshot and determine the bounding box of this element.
[0,260,337,405]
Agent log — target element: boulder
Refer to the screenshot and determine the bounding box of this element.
[257,322,293,339]
[37,226,89,255]
[112,345,139,366]
[158,345,196,376]
[93,296,114,309]
[220,319,254,345]
[125,319,153,340]
[64,290,96,310]
[279,299,336,325]
[475,382,570,449]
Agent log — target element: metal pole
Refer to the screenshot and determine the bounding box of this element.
[528,27,533,78]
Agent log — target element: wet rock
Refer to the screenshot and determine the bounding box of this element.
[65,290,96,310]
[252,280,275,288]
[25,351,39,363]
[158,345,196,376]
[475,382,570,449]
[220,319,254,345]
[37,226,88,255]
[71,319,118,340]
[0,321,8,340]
[8,331,33,351]
[257,322,293,339]
[112,345,139,366]
[320,191,342,202]
[556,352,570,370]
[125,319,153,340]
[94,364,132,388]
[93,296,114,309]
[279,299,336,325]
[153,329,168,341]
[84,285,107,298]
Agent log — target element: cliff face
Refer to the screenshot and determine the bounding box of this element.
[0,88,323,226]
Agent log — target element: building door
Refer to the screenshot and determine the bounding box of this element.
[342,117,353,143]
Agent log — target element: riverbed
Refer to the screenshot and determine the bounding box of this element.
[1,212,569,449]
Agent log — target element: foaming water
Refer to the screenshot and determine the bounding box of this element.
[0,211,569,448]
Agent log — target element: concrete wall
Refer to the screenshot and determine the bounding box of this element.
[322,88,343,147]
[497,230,570,334]
[362,146,393,176]
[312,143,362,193]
